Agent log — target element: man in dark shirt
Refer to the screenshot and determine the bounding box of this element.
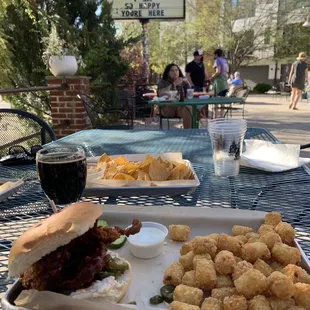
[185,49,206,92]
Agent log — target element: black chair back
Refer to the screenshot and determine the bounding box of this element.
[0,109,56,156]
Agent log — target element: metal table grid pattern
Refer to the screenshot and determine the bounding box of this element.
[0,128,309,299]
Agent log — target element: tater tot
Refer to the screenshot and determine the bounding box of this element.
[201,297,223,310]
[206,233,220,245]
[272,243,301,266]
[216,274,234,288]
[232,260,253,281]
[267,297,295,310]
[180,241,194,255]
[235,235,247,245]
[195,258,217,291]
[246,232,261,240]
[169,224,190,242]
[163,262,184,286]
[288,307,307,310]
[275,222,295,245]
[264,212,281,227]
[234,255,242,263]
[214,250,236,275]
[192,236,217,258]
[258,224,275,235]
[248,295,271,310]
[283,264,310,284]
[173,284,204,306]
[253,258,273,277]
[179,250,195,271]
[234,269,268,299]
[182,270,196,287]
[232,225,253,236]
[268,271,295,299]
[193,253,212,267]
[218,234,242,256]
[223,295,247,310]
[169,301,200,310]
[294,283,310,310]
[241,242,271,263]
[259,232,282,250]
[211,287,238,301]
[270,261,284,273]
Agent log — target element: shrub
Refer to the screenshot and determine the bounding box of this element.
[253,83,272,94]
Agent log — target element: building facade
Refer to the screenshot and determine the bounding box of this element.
[232,0,310,88]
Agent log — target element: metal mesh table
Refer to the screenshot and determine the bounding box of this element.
[1,128,310,302]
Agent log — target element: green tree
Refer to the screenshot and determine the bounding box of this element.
[0,0,134,118]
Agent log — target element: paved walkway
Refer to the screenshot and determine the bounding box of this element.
[136,94,310,160]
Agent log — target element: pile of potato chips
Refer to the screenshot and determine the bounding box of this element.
[88,153,194,182]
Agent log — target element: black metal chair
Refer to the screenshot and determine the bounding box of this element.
[135,84,156,119]
[78,93,134,130]
[0,109,56,156]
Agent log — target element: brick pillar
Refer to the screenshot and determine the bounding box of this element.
[47,76,91,139]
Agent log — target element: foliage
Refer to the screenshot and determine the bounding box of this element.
[116,22,145,84]
[0,0,133,119]
[41,23,82,69]
[253,83,272,94]
[184,0,307,72]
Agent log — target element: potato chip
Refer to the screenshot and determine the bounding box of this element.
[98,153,110,164]
[113,173,134,180]
[90,153,194,183]
[114,156,128,165]
[137,170,151,181]
[148,158,171,181]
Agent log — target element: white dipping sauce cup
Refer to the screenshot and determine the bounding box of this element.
[127,222,168,259]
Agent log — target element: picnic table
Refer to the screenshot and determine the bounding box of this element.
[149,97,244,128]
[0,128,310,304]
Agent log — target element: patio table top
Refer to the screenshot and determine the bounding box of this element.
[0,128,310,301]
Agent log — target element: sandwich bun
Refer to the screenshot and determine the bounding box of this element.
[8,202,103,278]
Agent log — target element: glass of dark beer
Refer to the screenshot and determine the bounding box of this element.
[36,146,87,208]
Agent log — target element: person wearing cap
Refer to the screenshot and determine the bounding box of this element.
[288,52,308,110]
[185,49,206,92]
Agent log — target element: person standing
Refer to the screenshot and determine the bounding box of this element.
[288,52,308,110]
[185,49,206,92]
[211,48,229,97]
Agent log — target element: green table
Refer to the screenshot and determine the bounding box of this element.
[148,97,243,128]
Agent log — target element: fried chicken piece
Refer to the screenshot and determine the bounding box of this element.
[97,219,142,244]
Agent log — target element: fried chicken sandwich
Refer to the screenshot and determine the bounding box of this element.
[8,202,141,302]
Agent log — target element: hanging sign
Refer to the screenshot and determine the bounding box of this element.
[110,0,186,20]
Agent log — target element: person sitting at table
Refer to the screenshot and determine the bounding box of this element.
[157,64,192,129]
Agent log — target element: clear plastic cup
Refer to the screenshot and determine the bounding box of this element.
[208,118,247,177]
[186,89,194,99]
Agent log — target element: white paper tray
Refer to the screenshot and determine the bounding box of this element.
[2,205,310,310]
[83,154,200,197]
[0,178,24,202]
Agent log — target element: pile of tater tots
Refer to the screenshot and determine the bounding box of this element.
[165,212,310,310]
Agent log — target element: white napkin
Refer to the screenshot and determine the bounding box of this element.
[152,96,168,102]
[199,95,210,100]
[240,140,310,172]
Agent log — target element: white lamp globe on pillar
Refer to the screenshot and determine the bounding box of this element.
[303,15,310,27]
